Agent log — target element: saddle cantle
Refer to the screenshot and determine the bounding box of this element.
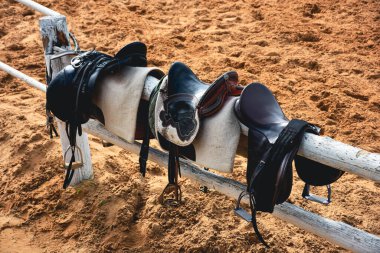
[46,42,153,188]
[148,62,243,205]
[234,83,344,247]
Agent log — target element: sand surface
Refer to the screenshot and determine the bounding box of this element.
[0,0,379,252]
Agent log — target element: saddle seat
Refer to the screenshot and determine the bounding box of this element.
[234,82,289,143]
[166,61,241,115]
[158,62,242,146]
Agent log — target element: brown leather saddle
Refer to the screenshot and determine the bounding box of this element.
[234,83,344,247]
[148,62,243,205]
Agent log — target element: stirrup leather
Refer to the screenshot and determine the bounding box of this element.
[234,191,269,248]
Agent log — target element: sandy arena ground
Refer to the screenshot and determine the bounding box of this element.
[0,0,379,252]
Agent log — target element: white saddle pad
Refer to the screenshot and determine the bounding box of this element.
[93,66,164,143]
[192,96,241,173]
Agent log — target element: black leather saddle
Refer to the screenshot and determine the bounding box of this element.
[148,62,243,205]
[234,83,344,247]
[160,61,241,143]
[46,42,148,188]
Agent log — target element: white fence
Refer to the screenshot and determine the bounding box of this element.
[0,1,379,252]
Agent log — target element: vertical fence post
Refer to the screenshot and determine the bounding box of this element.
[39,15,93,186]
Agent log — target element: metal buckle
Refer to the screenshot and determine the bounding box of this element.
[63,145,84,170]
[158,183,182,206]
[71,56,83,68]
[302,184,331,205]
[70,51,92,68]
[234,191,253,222]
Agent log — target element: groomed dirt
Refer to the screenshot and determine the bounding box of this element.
[0,0,379,252]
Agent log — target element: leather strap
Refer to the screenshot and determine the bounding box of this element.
[46,110,58,139]
[63,147,75,189]
[139,81,160,177]
[246,119,313,247]
[249,193,269,248]
[62,122,78,189]
[168,143,180,185]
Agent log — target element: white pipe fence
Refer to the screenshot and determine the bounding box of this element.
[1,1,379,252]
[0,61,46,92]
[15,0,61,16]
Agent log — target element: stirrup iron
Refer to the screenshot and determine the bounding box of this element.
[302,184,331,205]
[234,191,253,222]
[158,183,182,206]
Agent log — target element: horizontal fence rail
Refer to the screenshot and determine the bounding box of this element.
[15,0,61,16]
[0,61,46,92]
[2,62,379,183]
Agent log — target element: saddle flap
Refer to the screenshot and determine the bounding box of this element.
[155,76,201,146]
[46,65,78,122]
[294,155,344,186]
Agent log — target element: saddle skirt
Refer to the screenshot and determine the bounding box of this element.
[93,66,164,143]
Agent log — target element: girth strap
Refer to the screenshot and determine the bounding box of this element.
[139,121,150,177]
[63,122,79,189]
[139,82,159,177]
[168,144,181,184]
[46,109,58,139]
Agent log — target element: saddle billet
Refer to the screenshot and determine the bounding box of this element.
[148,62,243,205]
[234,83,344,247]
[46,42,149,188]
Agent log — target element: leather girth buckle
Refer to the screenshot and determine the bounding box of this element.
[302,184,331,205]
